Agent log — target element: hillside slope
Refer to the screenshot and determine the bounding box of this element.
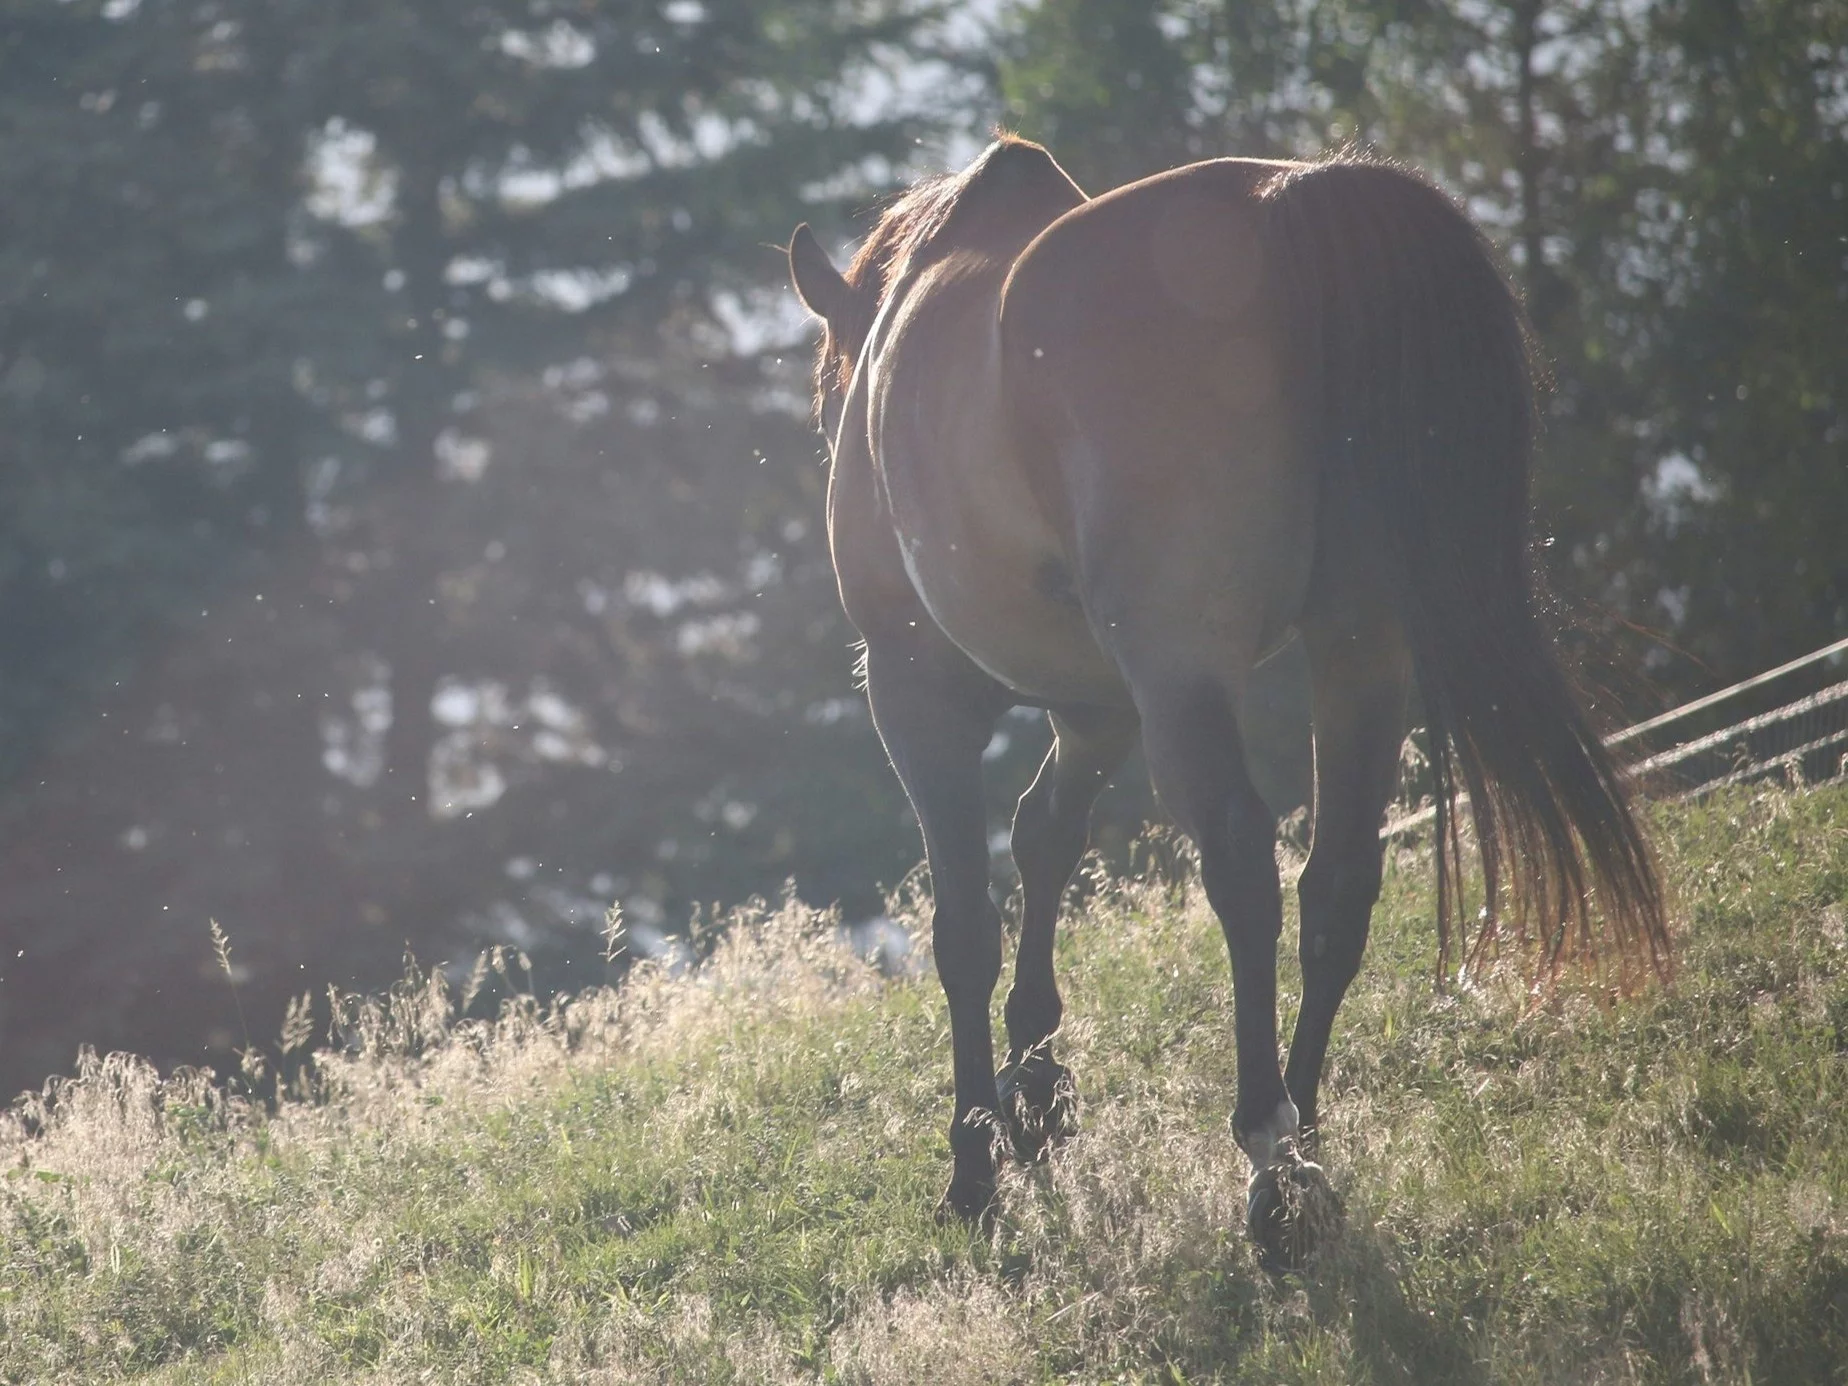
[4,785,1848,1384]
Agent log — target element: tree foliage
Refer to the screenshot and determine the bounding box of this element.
[0,0,957,1090]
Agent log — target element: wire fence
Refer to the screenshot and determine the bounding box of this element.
[1625,675,1848,798]
[1613,634,1848,799]
[1383,634,1848,841]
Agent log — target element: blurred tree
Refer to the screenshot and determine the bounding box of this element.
[0,0,329,774]
[0,0,967,1093]
[1618,0,1848,679]
[996,0,1200,187]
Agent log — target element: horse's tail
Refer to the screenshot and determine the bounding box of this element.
[1258,154,1668,983]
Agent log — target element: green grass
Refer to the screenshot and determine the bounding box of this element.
[5,784,1848,1383]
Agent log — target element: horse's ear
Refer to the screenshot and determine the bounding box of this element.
[788,224,857,329]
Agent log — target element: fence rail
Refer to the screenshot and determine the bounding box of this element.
[1606,634,1848,747]
[1382,635,1848,841]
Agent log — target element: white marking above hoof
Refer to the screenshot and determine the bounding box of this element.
[1237,1096,1301,1169]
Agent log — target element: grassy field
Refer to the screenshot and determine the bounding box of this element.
[4,783,1847,1383]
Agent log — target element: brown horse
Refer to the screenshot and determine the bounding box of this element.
[787,136,1665,1266]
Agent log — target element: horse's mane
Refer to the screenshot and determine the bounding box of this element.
[815,135,1078,409]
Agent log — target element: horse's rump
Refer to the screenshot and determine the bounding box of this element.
[998,152,1666,977]
[998,159,1318,686]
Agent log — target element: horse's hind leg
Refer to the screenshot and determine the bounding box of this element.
[862,636,1011,1223]
[1137,667,1359,1272]
[1000,706,1137,1160]
[1135,678,1295,1167]
[1285,611,1411,1153]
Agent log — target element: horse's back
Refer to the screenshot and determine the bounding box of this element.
[1000,157,1295,344]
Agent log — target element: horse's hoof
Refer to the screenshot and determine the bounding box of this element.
[996,1050,1079,1163]
[935,1175,998,1230]
[1245,1145,1341,1274]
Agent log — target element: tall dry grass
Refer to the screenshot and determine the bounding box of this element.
[4,785,1847,1383]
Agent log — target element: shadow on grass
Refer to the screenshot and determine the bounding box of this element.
[992,1159,1489,1382]
[1145,1207,1491,1383]
[1299,1216,1488,1386]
